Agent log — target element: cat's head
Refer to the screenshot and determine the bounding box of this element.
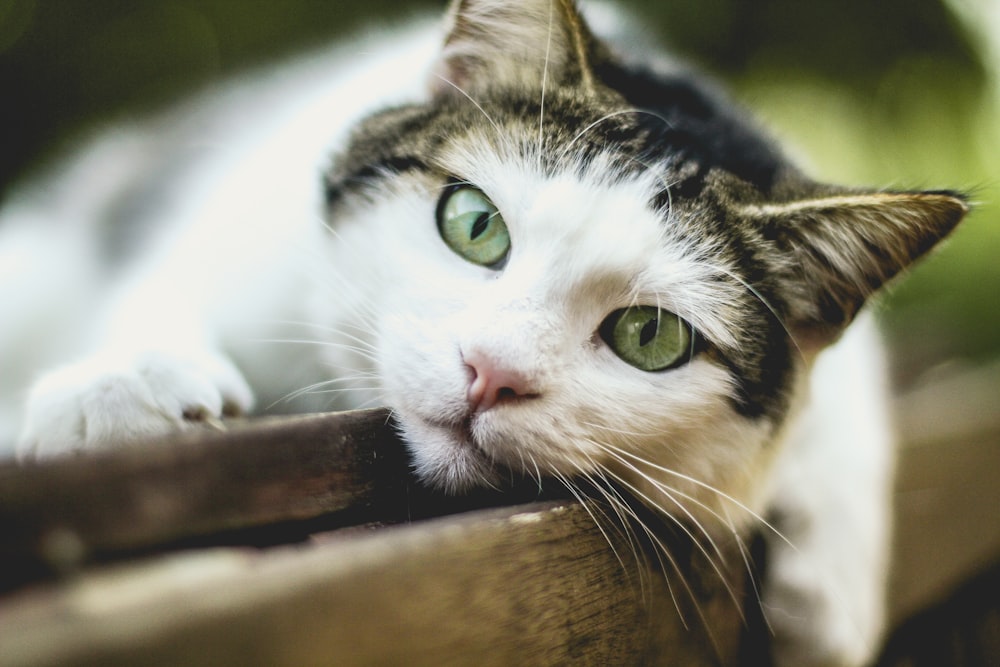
[323,0,967,524]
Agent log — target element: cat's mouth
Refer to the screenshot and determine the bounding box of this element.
[428,414,480,451]
[402,409,514,492]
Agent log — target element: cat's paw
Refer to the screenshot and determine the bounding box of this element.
[17,349,253,458]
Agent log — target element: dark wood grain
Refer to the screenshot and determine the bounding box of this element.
[0,407,761,666]
[0,409,407,586]
[2,359,997,665]
[0,501,756,667]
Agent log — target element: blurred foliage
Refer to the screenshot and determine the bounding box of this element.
[0,0,438,188]
[1,0,997,379]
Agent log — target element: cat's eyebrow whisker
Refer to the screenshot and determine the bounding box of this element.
[559,107,672,165]
[713,264,805,361]
[430,73,505,143]
[536,0,556,172]
[559,109,636,161]
[618,152,679,218]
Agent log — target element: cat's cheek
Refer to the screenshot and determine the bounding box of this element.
[376,344,469,427]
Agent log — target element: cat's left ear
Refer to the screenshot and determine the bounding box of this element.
[431,0,597,97]
[741,188,969,350]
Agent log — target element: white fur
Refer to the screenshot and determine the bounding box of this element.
[0,6,895,667]
[3,21,440,453]
[762,312,894,666]
[365,162,763,516]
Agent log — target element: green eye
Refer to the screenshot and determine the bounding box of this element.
[600,306,694,372]
[437,185,511,267]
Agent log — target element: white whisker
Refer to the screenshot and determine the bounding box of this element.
[256,338,380,365]
[596,440,785,540]
[558,107,673,165]
[551,468,634,579]
[537,0,555,171]
[431,74,504,140]
[575,460,696,628]
[713,264,805,361]
[580,420,663,439]
[582,444,747,623]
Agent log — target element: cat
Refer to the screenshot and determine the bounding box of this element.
[0,1,967,665]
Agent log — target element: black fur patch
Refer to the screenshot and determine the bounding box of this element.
[594,60,784,196]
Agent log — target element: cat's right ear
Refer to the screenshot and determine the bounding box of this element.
[431,0,597,97]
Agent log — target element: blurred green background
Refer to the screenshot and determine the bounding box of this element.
[1,0,997,386]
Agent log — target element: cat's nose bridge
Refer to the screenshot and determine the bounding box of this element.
[458,304,554,412]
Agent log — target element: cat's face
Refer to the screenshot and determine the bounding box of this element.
[321,0,965,526]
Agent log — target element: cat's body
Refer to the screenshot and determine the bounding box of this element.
[0,2,966,665]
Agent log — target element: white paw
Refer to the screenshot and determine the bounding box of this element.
[17,349,253,458]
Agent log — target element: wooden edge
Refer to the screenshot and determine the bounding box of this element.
[889,361,1000,623]
[0,408,580,590]
[0,501,760,667]
[0,409,405,587]
[3,358,997,664]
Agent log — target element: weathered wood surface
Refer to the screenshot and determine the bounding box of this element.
[0,410,406,587]
[888,359,1000,625]
[1,359,997,666]
[0,501,758,667]
[0,408,762,666]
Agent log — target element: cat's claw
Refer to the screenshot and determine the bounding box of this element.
[16,349,253,459]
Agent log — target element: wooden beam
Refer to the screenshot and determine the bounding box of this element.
[0,409,763,665]
[0,503,759,666]
[4,360,996,665]
[0,410,404,586]
[889,360,1000,624]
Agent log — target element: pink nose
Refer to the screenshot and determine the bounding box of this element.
[464,349,536,412]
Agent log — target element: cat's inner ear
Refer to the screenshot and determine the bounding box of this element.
[741,189,968,350]
[431,0,597,97]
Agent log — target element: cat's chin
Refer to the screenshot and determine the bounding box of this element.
[399,413,507,494]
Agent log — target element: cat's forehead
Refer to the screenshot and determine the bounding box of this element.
[434,137,745,348]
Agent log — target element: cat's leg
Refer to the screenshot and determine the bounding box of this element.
[762,314,895,667]
[17,345,254,458]
[15,261,263,458]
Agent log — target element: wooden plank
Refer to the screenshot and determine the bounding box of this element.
[3,361,996,665]
[0,407,763,665]
[0,502,757,667]
[0,409,406,588]
[0,408,577,590]
[889,360,1000,624]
